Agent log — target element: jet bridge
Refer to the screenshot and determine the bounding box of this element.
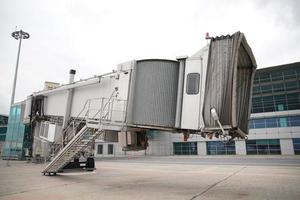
[21,31,256,175]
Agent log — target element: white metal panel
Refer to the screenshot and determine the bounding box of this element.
[44,91,68,116]
[70,72,130,118]
[197,47,209,129]
[39,122,56,142]
[23,96,32,123]
[181,59,201,130]
[181,45,209,130]
[47,124,56,142]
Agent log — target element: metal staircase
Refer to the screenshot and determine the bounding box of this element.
[42,126,101,175]
[42,88,127,175]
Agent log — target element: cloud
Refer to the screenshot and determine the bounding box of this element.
[0,0,299,114]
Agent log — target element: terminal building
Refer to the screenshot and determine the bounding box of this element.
[95,61,300,157]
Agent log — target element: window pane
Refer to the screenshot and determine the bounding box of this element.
[186,73,200,95]
[265,118,278,128]
[271,71,283,81]
[174,142,197,155]
[273,83,284,92]
[254,119,265,129]
[279,117,288,127]
[252,97,263,113]
[261,85,272,93]
[268,139,280,145]
[254,76,259,84]
[263,96,274,112]
[246,139,280,155]
[108,144,114,154]
[274,94,287,111]
[293,138,300,155]
[284,69,296,80]
[260,73,271,83]
[207,141,236,155]
[287,93,300,110]
[289,116,300,126]
[257,139,268,145]
[285,81,297,91]
[252,86,260,95]
[97,144,103,154]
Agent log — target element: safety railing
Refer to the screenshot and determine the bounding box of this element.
[48,93,127,160]
[86,98,127,124]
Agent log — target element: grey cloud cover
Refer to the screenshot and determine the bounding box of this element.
[0,0,299,115]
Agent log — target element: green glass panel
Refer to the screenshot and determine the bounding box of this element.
[279,117,288,127]
[260,73,271,83]
[268,139,280,145]
[273,83,284,92]
[284,69,296,80]
[257,140,268,145]
[271,71,283,81]
[261,85,272,93]
[252,86,260,95]
[285,81,297,91]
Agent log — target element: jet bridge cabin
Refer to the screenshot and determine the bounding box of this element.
[125,31,256,139]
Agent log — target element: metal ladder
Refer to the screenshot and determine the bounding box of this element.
[42,125,102,175]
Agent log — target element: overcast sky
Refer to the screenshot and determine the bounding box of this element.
[0,0,299,115]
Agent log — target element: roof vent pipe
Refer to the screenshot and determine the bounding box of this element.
[69,69,76,83]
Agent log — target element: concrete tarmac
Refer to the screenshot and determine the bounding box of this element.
[0,156,300,200]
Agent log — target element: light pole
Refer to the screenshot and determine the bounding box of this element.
[7,30,30,166]
[10,30,30,105]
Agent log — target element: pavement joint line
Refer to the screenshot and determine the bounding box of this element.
[189,166,247,200]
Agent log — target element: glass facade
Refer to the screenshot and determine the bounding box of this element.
[253,67,300,85]
[173,142,197,155]
[251,66,300,113]
[251,94,300,113]
[207,141,236,155]
[293,138,300,155]
[0,115,8,141]
[2,105,30,159]
[246,139,281,155]
[0,128,6,141]
[249,115,300,129]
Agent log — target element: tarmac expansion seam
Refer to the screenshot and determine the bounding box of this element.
[189,166,247,200]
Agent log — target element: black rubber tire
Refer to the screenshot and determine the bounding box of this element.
[86,157,95,169]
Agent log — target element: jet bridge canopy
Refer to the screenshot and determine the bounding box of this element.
[202,32,257,137]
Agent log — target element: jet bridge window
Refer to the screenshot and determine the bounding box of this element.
[186,73,200,95]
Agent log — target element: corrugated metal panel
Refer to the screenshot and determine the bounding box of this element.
[129,59,179,127]
[202,32,256,135]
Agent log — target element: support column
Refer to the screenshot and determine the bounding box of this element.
[197,141,207,155]
[235,140,246,155]
[280,138,294,155]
